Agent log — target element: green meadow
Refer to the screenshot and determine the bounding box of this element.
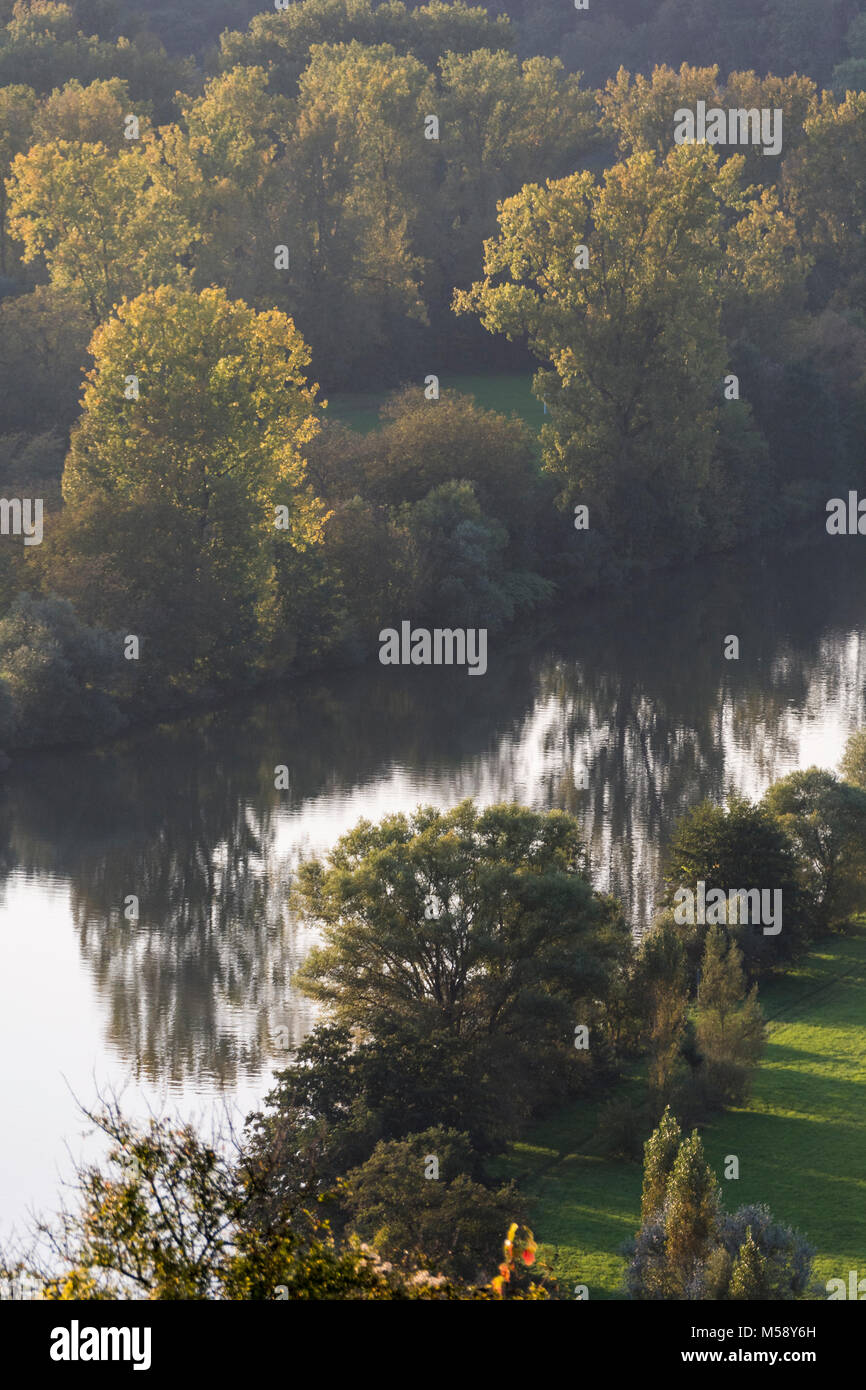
[321,371,542,435]
[499,927,866,1300]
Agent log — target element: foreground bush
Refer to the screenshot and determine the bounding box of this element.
[341,1127,526,1281]
[626,1108,814,1301]
[0,1097,550,1300]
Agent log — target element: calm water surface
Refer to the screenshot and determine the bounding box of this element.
[1,539,864,1237]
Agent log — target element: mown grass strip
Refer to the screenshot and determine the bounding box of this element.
[501,927,866,1299]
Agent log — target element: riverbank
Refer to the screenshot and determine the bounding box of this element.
[0,479,834,767]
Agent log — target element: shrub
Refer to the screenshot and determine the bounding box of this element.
[340,1127,526,1282]
[626,1111,814,1301]
[594,1095,648,1161]
[0,593,126,747]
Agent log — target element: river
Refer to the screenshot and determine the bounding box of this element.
[1,536,864,1238]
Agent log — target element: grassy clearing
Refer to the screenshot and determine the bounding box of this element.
[321,371,542,435]
[499,927,866,1300]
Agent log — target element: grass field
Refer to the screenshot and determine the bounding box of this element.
[322,371,542,435]
[498,926,866,1300]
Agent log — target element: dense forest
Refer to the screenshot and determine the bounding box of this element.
[0,0,864,757]
[43,0,866,88]
[1,0,866,1311]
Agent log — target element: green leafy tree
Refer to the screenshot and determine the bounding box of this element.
[728,1225,772,1300]
[600,65,815,182]
[397,479,549,630]
[56,285,325,688]
[695,927,765,1105]
[30,74,134,145]
[840,729,866,789]
[0,1095,499,1300]
[637,915,690,1106]
[628,1118,720,1300]
[437,48,596,289]
[0,428,62,608]
[664,1131,721,1298]
[0,82,36,274]
[0,2,190,117]
[157,65,289,300]
[217,0,512,98]
[295,800,629,1053]
[784,91,866,312]
[0,284,90,434]
[640,1104,682,1223]
[292,383,550,658]
[405,0,513,70]
[6,136,192,319]
[280,41,435,384]
[0,2,106,93]
[599,62,723,158]
[63,283,322,533]
[832,58,866,96]
[662,795,807,972]
[310,490,402,658]
[360,386,544,542]
[764,768,866,931]
[251,1020,532,1215]
[0,592,126,746]
[341,1126,523,1280]
[718,1204,815,1301]
[456,145,802,571]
